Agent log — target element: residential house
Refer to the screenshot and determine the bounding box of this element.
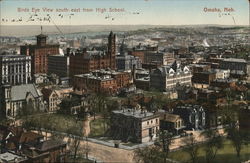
[158,111,185,135]
[173,105,206,130]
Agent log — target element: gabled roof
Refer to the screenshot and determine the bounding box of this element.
[19,131,43,144]
[41,88,53,100]
[11,84,42,101]
[162,113,181,122]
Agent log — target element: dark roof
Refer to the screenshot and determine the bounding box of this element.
[35,140,66,152]
[19,131,43,144]
[41,88,53,100]
[36,34,47,38]
[161,113,181,122]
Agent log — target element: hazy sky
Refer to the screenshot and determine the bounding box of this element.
[0,0,249,25]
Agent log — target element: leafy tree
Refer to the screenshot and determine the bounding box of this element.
[58,97,79,115]
[88,93,107,120]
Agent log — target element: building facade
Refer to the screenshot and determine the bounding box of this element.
[219,58,250,76]
[69,31,116,78]
[192,71,216,89]
[129,45,158,63]
[73,69,131,95]
[150,61,192,91]
[158,111,185,135]
[0,84,44,118]
[116,39,141,71]
[20,34,59,75]
[173,105,206,130]
[110,108,160,143]
[0,54,32,85]
[144,52,175,66]
[48,55,69,77]
[116,54,141,71]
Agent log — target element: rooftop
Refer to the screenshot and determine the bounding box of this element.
[0,152,27,162]
[11,84,42,101]
[112,108,159,120]
[222,58,246,63]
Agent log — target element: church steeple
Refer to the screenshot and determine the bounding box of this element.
[120,36,126,56]
[108,31,116,69]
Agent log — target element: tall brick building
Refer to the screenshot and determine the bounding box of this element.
[69,31,116,78]
[73,69,131,95]
[20,34,59,75]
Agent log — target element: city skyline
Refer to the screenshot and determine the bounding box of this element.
[0,0,249,26]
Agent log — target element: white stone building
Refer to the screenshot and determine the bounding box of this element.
[0,54,32,85]
[150,61,192,91]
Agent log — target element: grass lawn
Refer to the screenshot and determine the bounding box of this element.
[169,139,250,163]
[89,118,108,137]
[67,157,94,163]
[23,113,83,136]
[143,90,164,97]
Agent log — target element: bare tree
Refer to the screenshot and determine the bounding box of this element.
[202,129,223,163]
[68,136,81,163]
[227,127,245,159]
[182,134,199,163]
[157,130,173,163]
[134,146,165,163]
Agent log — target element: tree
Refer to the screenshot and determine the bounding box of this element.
[134,146,165,163]
[67,122,83,163]
[82,138,91,160]
[102,99,119,131]
[202,129,223,163]
[87,93,107,120]
[182,135,199,163]
[59,97,80,115]
[227,127,245,159]
[68,136,81,163]
[156,130,173,163]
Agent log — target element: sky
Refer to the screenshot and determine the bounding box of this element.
[0,0,249,26]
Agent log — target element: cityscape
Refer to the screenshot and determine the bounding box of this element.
[0,0,250,163]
